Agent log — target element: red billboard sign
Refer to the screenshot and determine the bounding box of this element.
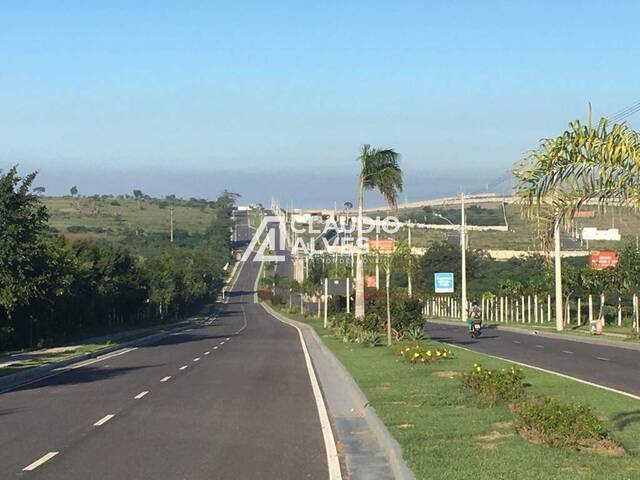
[572,210,595,219]
[369,238,395,252]
[589,250,619,270]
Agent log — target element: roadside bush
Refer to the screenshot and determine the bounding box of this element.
[510,396,622,453]
[462,363,525,406]
[257,290,273,301]
[392,344,453,364]
[270,295,285,307]
[366,291,423,335]
[405,325,427,342]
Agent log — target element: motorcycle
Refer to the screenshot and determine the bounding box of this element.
[469,319,482,338]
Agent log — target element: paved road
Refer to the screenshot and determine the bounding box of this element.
[425,320,640,397]
[0,212,329,479]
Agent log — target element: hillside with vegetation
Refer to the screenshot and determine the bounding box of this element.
[0,168,235,352]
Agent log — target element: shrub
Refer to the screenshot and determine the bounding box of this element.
[510,396,621,453]
[257,290,273,301]
[405,325,427,342]
[110,200,121,206]
[393,344,453,364]
[462,364,525,406]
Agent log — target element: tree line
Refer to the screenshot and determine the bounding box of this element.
[0,167,235,351]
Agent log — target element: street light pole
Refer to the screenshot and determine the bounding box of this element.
[460,193,467,322]
[554,221,564,332]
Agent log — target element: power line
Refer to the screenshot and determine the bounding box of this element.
[608,99,640,123]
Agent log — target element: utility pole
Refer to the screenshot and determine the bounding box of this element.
[554,221,564,331]
[407,222,413,298]
[170,206,174,243]
[375,233,380,291]
[460,193,467,322]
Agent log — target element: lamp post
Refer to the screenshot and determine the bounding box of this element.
[434,192,468,322]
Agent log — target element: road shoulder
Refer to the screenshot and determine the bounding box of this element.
[262,302,415,480]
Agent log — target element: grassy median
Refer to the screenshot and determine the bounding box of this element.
[274,307,640,480]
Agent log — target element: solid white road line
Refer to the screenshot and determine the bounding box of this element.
[94,414,115,426]
[445,343,640,401]
[134,391,149,399]
[160,376,171,382]
[193,357,200,362]
[179,365,188,370]
[22,452,59,471]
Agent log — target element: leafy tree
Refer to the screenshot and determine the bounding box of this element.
[416,241,485,294]
[0,168,50,316]
[70,186,78,196]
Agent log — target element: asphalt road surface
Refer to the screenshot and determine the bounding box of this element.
[425,321,640,397]
[0,211,329,479]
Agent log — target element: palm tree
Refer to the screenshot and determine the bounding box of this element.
[354,145,403,319]
[515,111,640,331]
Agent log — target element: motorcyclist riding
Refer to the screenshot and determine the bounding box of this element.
[466,301,482,332]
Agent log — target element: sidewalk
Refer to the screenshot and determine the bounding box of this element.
[0,304,218,392]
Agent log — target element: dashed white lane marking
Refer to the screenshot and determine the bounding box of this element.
[535,345,545,349]
[169,332,182,336]
[179,365,188,370]
[513,340,521,344]
[185,328,193,332]
[160,376,171,382]
[562,350,574,355]
[213,346,219,350]
[22,451,59,471]
[220,341,225,345]
[134,391,149,399]
[226,337,230,341]
[193,357,200,362]
[596,357,610,361]
[94,414,115,426]
[204,351,210,355]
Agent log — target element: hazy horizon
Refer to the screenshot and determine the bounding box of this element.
[10,162,504,209]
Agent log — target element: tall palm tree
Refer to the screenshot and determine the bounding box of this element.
[354,145,403,319]
[515,112,640,331]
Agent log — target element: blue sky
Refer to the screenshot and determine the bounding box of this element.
[1,1,639,206]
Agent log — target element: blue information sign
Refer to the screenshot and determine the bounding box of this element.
[434,272,454,293]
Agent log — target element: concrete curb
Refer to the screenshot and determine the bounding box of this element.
[262,303,416,480]
[427,318,640,352]
[0,317,206,394]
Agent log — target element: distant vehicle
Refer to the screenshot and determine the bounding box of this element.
[469,319,482,339]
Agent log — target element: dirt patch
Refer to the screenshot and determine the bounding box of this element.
[493,421,513,429]
[376,382,392,389]
[578,438,626,457]
[561,465,589,474]
[396,424,414,429]
[480,443,498,450]
[432,370,461,378]
[518,428,626,457]
[476,431,513,442]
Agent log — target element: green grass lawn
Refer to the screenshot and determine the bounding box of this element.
[43,196,216,240]
[274,307,640,479]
